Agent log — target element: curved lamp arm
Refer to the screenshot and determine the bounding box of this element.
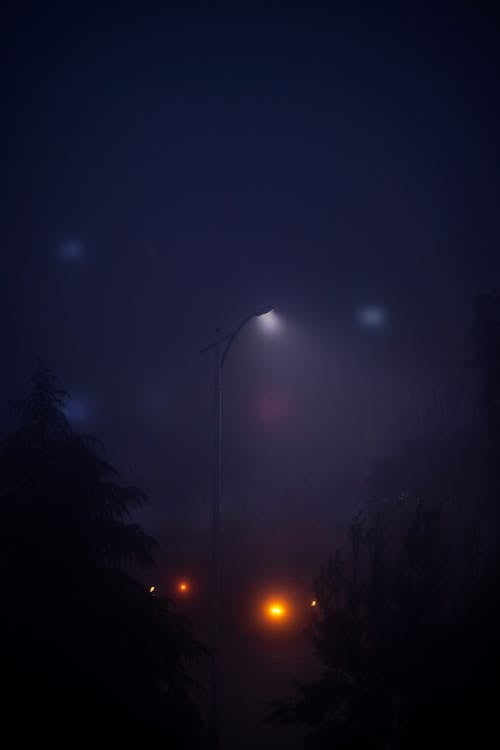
[201,306,273,367]
[220,312,258,369]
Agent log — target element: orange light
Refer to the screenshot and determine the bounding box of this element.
[267,601,286,619]
[311,599,317,607]
[177,580,190,594]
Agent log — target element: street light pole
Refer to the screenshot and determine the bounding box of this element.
[202,307,273,749]
[210,338,222,750]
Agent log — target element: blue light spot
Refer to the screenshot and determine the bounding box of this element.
[357,306,387,327]
[63,399,87,423]
[60,241,84,261]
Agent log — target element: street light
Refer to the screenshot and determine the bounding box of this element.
[266,601,287,619]
[176,579,190,594]
[201,306,273,748]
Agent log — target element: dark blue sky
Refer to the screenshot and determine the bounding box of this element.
[2,3,498,551]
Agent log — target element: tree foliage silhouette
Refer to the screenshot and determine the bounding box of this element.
[0,366,204,749]
[269,496,498,748]
[269,356,500,750]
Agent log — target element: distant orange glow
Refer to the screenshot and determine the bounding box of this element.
[265,600,288,621]
[270,604,284,617]
[251,588,298,630]
[311,599,317,607]
[149,585,155,593]
[177,580,190,594]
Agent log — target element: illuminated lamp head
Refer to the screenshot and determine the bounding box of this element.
[257,308,281,333]
[255,305,274,317]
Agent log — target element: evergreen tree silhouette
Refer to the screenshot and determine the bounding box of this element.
[0,365,205,749]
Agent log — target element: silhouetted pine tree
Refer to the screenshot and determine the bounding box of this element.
[0,365,205,749]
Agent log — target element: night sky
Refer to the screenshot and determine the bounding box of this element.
[2,3,498,747]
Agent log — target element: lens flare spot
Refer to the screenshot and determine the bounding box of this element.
[357,305,387,327]
[60,240,84,261]
[257,392,288,423]
[63,398,87,424]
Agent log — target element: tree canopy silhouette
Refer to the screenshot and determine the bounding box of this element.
[268,494,498,748]
[267,293,500,748]
[0,365,204,749]
[269,284,500,750]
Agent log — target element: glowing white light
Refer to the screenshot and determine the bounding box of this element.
[60,241,84,261]
[258,310,281,333]
[357,306,387,327]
